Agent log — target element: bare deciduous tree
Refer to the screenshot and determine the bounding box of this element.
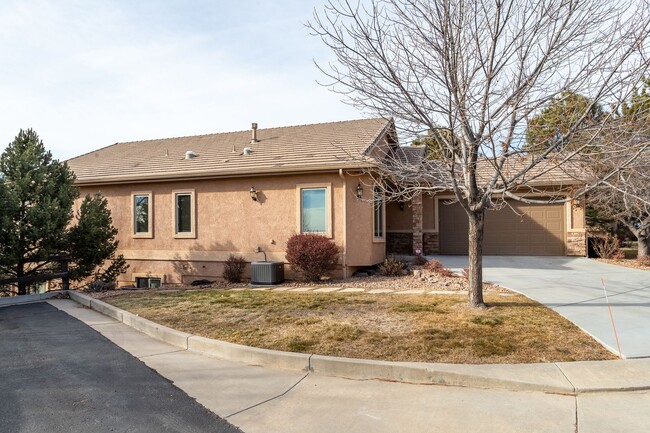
[310,0,650,308]
[587,148,650,259]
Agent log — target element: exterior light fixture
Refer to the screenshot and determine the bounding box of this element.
[399,202,405,211]
[356,183,364,199]
[250,186,258,201]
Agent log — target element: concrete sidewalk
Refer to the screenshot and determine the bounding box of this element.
[47,298,650,433]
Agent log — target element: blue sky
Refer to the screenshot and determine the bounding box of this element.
[0,0,361,160]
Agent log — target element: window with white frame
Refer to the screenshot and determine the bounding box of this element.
[297,184,332,237]
[132,192,152,237]
[301,188,327,233]
[373,185,384,239]
[173,190,196,238]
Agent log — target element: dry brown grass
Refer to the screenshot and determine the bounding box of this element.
[106,290,616,364]
[596,258,650,271]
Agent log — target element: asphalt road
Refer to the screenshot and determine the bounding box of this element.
[0,302,242,433]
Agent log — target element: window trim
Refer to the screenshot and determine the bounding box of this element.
[296,183,332,238]
[172,189,196,239]
[131,191,153,238]
[373,184,385,242]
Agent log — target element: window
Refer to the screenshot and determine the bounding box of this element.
[296,183,332,237]
[301,188,326,233]
[373,185,384,239]
[132,192,152,238]
[136,277,161,289]
[173,189,196,238]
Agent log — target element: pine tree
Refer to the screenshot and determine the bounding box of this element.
[0,129,78,295]
[526,91,604,153]
[67,193,128,283]
[0,129,128,295]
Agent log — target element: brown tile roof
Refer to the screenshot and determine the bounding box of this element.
[474,156,587,187]
[67,118,392,185]
[383,148,587,188]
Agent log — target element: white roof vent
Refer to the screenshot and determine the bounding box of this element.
[184,150,197,159]
[243,147,253,155]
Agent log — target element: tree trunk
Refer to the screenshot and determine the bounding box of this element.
[639,233,649,260]
[467,209,487,308]
[17,261,26,296]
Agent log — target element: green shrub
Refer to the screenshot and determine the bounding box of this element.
[223,254,246,283]
[286,234,340,281]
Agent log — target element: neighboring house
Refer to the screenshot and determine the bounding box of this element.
[67,118,586,287]
[385,147,587,257]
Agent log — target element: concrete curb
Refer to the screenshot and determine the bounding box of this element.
[188,336,311,371]
[63,291,650,395]
[0,291,65,307]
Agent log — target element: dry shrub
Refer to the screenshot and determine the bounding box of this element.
[424,259,443,272]
[592,233,622,259]
[85,279,116,292]
[411,255,427,266]
[424,258,455,277]
[378,257,406,276]
[638,256,650,267]
[461,267,470,280]
[286,234,340,281]
[437,268,455,278]
[223,254,246,283]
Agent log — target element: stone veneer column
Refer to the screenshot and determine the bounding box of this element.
[412,193,423,255]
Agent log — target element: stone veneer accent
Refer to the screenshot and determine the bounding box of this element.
[567,231,587,256]
[423,232,439,255]
[412,193,423,255]
[386,232,413,255]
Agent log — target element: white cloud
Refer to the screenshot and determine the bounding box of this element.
[0,1,360,160]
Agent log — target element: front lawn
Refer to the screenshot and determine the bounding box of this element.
[105,290,616,364]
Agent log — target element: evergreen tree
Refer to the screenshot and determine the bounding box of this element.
[0,130,78,295]
[67,193,128,283]
[0,129,128,295]
[526,91,604,153]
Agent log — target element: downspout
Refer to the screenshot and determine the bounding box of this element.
[339,169,348,278]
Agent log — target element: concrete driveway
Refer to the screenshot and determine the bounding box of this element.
[435,256,650,359]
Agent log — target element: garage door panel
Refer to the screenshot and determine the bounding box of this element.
[439,200,565,256]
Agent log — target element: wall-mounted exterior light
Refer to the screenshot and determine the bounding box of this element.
[399,201,405,211]
[250,186,258,201]
[356,183,364,199]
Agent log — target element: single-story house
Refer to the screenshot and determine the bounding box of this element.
[66,118,586,287]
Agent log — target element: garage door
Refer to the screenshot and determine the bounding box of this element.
[439,200,565,255]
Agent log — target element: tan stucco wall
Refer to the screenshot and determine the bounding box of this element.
[344,173,386,267]
[422,194,436,231]
[571,199,585,229]
[79,171,385,284]
[386,200,412,231]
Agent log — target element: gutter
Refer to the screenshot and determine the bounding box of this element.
[339,169,348,278]
[73,164,377,187]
